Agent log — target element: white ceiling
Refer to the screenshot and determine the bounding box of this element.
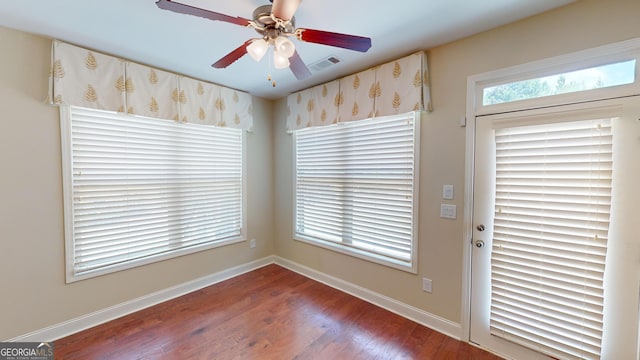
[0,0,574,99]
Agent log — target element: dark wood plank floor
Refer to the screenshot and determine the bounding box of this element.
[55,264,502,359]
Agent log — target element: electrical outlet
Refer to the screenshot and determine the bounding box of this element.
[422,278,433,293]
[250,239,256,248]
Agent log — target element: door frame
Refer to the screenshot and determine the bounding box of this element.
[461,37,640,344]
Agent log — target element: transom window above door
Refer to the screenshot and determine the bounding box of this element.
[482,59,636,106]
[472,38,640,115]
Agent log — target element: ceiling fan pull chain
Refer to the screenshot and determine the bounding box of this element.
[266,50,276,87]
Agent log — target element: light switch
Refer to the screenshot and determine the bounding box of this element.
[440,204,457,219]
[442,185,454,200]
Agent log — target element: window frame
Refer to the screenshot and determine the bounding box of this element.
[292,112,421,273]
[61,106,247,283]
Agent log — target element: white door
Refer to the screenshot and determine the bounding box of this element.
[470,97,640,360]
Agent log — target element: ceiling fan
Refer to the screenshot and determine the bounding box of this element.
[155,0,372,81]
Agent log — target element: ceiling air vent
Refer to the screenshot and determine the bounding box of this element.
[309,56,341,72]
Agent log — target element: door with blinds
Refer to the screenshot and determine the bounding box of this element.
[469,97,640,360]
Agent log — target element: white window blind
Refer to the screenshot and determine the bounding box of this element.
[490,118,612,360]
[62,107,245,282]
[294,113,419,272]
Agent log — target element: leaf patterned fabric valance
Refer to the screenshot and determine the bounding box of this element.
[375,52,428,116]
[125,62,180,121]
[220,87,253,129]
[48,40,253,130]
[179,76,222,125]
[286,51,431,131]
[288,80,341,129]
[48,41,126,111]
[338,68,376,123]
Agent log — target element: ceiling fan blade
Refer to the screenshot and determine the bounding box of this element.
[271,0,301,21]
[211,41,251,68]
[297,28,372,52]
[156,0,251,26]
[289,50,312,80]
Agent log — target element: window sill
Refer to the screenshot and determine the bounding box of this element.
[293,234,417,274]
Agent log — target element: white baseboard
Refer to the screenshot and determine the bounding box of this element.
[274,256,462,340]
[9,256,275,342]
[10,255,461,343]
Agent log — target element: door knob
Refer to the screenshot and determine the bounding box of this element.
[476,224,486,231]
[475,240,485,248]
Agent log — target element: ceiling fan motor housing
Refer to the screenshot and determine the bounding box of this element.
[252,4,295,40]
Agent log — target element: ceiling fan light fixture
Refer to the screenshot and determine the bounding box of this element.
[247,38,269,62]
[156,0,372,82]
[273,50,291,69]
[274,36,295,58]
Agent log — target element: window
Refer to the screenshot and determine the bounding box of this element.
[472,39,640,115]
[483,60,636,106]
[61,106,246,282]
[293,112,420,272]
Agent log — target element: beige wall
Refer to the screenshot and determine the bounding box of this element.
[1,0,639,342]
[274,0,640,324]
[0,27,274,340]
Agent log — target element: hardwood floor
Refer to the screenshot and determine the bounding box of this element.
[55,264,502,359]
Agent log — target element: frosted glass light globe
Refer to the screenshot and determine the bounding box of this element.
[274,36,295,58]
[273,50,291,69]
[247,38,268,62]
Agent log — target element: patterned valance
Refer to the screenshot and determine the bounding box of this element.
[125,62,180,121]
[48,40,253,130]
[286,51,431,131]
[288,80,341,129]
